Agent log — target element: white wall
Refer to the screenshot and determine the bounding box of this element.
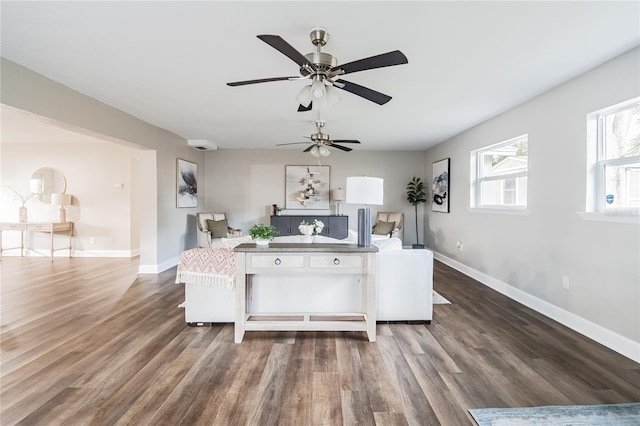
[204,149,427,245]
[424,47,640,357]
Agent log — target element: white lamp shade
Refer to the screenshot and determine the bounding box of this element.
[345,177,384,205]
[311,80,325,98]
[331,188,346,201]
[51,193,71,206]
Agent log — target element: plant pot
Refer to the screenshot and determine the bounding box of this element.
[254,239,270,247]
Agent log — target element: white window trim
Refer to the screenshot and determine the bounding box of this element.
[471,134,528,210]
[585,97,640,222]
[577,211,639,224]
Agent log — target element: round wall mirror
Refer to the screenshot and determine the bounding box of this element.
[30,167,66,203]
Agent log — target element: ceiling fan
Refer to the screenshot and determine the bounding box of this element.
[277,121,360,157]
[227,27,408,110]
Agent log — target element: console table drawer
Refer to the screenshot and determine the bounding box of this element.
[27,223,52,231]
[309,255,362,269]
[250,255,304,269]
[2,223,26,231]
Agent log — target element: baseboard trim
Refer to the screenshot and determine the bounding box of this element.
[2,249,139,258]
[73,250,138,258]
[433,251,640,363]
[138,256,178,274]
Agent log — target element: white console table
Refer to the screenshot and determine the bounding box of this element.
[233,243,378,343]
[0,222,73,261]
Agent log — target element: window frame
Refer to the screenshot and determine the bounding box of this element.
[594,99,640,213]
[471,134,529,211]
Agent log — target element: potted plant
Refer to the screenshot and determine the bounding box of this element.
[249,224,278,246]
[406,177,427,249]
[2,186,35,223]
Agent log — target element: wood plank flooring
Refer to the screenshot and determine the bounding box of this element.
[1,256,638,425]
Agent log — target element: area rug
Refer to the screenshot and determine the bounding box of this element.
[432,290,451,304]
[469,403,640,425]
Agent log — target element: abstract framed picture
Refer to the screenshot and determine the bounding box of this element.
[177,159,197,208]
[432,158,450,213]
[285,165,330,210]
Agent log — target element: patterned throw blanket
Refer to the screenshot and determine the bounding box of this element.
[175,248,236,289]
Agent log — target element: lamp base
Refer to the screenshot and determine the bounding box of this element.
[57,207,67,223]
[357,208,372,247]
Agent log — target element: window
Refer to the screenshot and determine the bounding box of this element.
[471,134,528,209]
[595,99,640,212]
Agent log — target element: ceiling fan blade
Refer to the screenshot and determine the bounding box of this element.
[332,139,361,144]
[332,50,408,75]
[257,34,315,70]
[303,145,315,153]
[329,144,353,152]
[297,102,312,112]
[276,142,311,146]
[334,79,392,105]
[227,76,299,87]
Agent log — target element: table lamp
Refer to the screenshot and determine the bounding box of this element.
[345,177,383,247]
[331,187,346,215]
[51,193,71,223]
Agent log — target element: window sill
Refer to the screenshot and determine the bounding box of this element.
[467,207,530,216]
[577,211,639,224]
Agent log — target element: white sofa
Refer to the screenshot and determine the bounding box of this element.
[181,234,433,324]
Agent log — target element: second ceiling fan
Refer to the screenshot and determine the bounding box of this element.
[277,121,360,157]
[227,27,408,109]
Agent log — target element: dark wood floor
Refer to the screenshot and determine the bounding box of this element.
[1,257,638,425]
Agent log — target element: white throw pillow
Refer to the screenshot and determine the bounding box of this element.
[371,233,391,241]
[312,235,350,244]
[343,229,358,243]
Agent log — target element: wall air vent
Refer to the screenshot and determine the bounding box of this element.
[187,139,217,151]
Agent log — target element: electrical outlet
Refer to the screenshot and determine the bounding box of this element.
[562,276,570,290]
[90,237,95,245]
[456,241,463,250]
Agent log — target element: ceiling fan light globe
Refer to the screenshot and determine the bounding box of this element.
[310,146,321,157]
[319,145,331,157]
[325,86,341,106]
[311,80,325,99]
[296,85,312,107]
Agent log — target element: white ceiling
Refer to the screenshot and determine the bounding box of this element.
[1,1,639,151]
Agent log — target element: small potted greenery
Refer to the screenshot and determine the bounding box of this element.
[249,224,278,246]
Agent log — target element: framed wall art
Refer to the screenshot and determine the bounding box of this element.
[285,165,330,210]
[432,158,449,213]
[177,158,197,208]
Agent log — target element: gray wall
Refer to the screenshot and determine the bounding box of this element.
[424,48,640,348]
[204,149,427,246]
